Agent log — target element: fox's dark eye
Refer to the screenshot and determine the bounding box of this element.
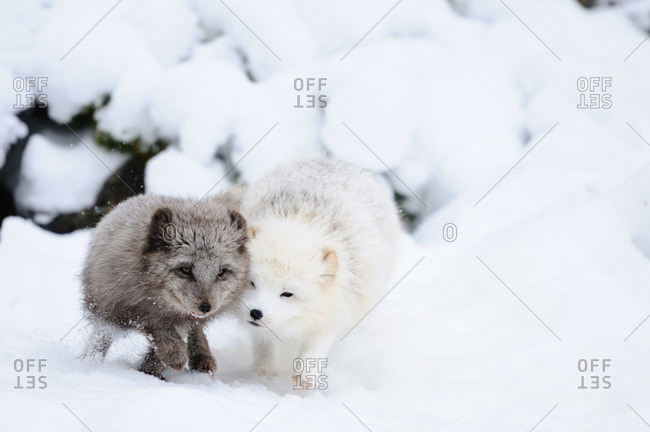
[280,292,293,298]
[177,266,192,276]
[217,268,230,279]
[250,281,256,288]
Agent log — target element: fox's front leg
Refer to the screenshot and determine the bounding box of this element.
[81,322,114,361]
[253,337,278,377]
[138,346,165,380]
[293,333,335,390]
[188,324,217,377]
[148,327,188,371]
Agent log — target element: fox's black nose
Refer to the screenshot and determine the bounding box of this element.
[250,309,263,320]
[199,303,211,313]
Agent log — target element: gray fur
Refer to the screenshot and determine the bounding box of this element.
[81,193,250,379]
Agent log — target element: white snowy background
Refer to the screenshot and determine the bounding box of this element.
[2,0,650,430]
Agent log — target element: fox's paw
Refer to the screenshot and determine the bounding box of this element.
[189,352,217,377]
[292,372,319,391]
[157,341,188,371]
[254,367,277,378]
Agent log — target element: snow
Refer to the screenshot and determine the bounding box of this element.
[3,0,650,431]
[0,67,29,166]
[15,132,128,215]
[144,147,229,198]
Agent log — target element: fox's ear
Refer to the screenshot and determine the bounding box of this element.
[247,226,258,239]
[321,248,338,281]
[228,210,248,254]
[229,210,246,230]
[146,207,174,253]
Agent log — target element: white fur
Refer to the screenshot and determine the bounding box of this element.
[240,157,401,388]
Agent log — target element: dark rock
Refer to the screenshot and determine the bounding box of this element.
[577,0,596,8]
[0,107,49,229]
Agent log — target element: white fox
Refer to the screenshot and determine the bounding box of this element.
[240,157,401,389]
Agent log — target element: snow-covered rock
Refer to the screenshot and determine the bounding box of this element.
[15,133,127,214]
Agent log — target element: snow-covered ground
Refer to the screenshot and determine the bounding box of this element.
[3,0,650,430]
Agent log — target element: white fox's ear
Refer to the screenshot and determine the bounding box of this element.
[321,248,338,279]
[247,226,258,239]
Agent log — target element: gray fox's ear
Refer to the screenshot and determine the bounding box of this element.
[146,207,174,253]
[229,210,247,230]
[247,226,258,239]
